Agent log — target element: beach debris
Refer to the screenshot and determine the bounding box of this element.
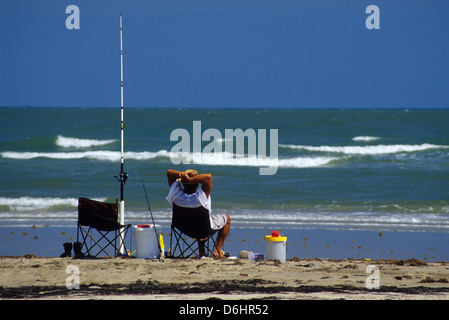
[392,258,427,266]
[238,250,264,260]
[239,250,251,259]
[419,276,449,283]
[301,237,309,248]
[394,275,412,281]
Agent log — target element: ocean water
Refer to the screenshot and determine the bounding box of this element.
[1,107,449,234]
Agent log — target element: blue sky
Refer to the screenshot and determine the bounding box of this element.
[1,1,448,108]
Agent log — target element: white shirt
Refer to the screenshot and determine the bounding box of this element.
[166,180,212,213]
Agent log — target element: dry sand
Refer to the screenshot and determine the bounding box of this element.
[0,255,448,300]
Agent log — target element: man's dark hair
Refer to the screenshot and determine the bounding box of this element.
[183,183,199,194]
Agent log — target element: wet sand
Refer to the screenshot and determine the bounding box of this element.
[2,225,449,261]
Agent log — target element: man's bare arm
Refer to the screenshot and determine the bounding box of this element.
[167,169,182,187]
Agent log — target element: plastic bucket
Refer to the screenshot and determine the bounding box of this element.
[264,231,287,262]
[133,224,161,259]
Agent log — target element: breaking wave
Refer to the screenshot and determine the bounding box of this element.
[280,143,449,155]
[183,152,336,168]
[0,197,106,223]
[352,136,380,142]
[56,135,117,148]
[0,149,336,168]
[0,196,102,212]
[2,197,448,232]
[0,150,170,161]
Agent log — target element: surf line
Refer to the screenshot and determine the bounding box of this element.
[169,120,278,175]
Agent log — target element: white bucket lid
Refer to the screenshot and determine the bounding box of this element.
[133,224,160,231]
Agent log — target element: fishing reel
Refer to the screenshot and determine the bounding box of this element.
[114,171,128,184]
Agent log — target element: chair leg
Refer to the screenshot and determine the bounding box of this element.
[115,225,131,257]
[76,224,92,257]
[169,226,218,258]
[170,227,193,258]
[76,224,131,258]
[204,236,217,257]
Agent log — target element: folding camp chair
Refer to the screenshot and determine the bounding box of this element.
[76,197,131,258]
[169,203,217,258]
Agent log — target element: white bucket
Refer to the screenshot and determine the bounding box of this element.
[133,224,161,259]
[264,234,287,262]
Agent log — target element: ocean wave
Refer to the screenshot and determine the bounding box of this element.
[56,135,117,148]
[0,150,170,161]
[0,197,106,212]
[279,143,449,155]
[278,157,337,168]
[1,149,336,168]
[3,143,445,168]
[169,151,337,168]
[2,198,448,232]
[0,196,107,214]
[218,208,449,232]
[352,136,380,142]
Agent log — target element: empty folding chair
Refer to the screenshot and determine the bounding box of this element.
[76,197,131,258]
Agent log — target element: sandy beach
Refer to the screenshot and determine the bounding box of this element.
[1,255,448,301]
[1,225,449,304]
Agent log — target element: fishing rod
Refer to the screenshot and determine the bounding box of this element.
[141,178,164,259]
[116,14,128,255]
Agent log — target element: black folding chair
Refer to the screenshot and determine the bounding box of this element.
[76,197,131,258]
[169,203,217,258]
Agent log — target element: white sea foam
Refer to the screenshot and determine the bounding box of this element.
[0,197,106,211]
[0,197,106,217]
[0,150,170,161]
[2,197,448,232]
[352,136,380,142]
[56,135,117,148]
[170,151,337,168]
[280,143,449,155]
[3,143,445,167]
[215,138,234,143]
[221,209,449,232]
[1,149,335,168]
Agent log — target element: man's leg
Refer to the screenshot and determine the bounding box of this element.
[213,215,231,258]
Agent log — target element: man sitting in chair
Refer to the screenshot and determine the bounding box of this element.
[166,169,231,258]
